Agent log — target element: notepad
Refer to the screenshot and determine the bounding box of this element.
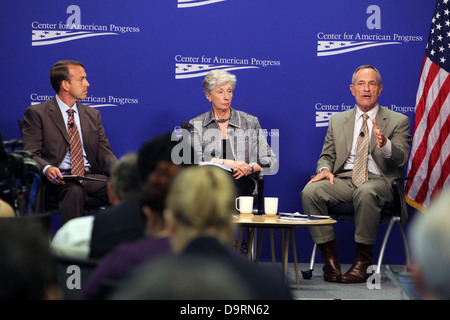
[63,175,108,182]
[198,161,233,172]
[278,212,332,221]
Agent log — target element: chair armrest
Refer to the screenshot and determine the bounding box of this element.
[256,172,264,214]
[391,177,410,223]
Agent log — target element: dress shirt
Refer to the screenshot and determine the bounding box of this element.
[43,95,91,174]
[342,105,391,175]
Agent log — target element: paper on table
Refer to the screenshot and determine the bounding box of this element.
[198,161,233,172]
[279,212,332,221]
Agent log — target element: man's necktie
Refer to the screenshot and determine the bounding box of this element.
[352,113,369,187]
[67,109,85,177]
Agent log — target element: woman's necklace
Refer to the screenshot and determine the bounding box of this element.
[215,109,232,123]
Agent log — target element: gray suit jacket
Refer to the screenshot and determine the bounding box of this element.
[189,107,277,174]
[22,97,117,176]
[317,106,411,219]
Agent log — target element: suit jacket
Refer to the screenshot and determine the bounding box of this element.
[89,197,146,259]
[317,106,411,219]
[177,236,292,299]
[189,107,277,174]
[22,97,117,175]
[114,236,293,300]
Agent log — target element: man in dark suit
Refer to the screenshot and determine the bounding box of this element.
[301,65,411,283]
[22,60,117,224]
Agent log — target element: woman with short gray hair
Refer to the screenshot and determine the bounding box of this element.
[188,70,277,196]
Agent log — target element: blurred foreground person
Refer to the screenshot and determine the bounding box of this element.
[409,190,450,300]
[112,166,292,300]
[81,161,180,299]
[0,219,61,299]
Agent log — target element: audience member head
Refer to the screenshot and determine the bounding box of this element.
[140,160,182,236]
[0,199,15,217]
[137,133,179,183]
[164,165,236,253]
[137,131,197,182]
[0,218,60,299]
[108,152,141,205]
[409,190,450,300]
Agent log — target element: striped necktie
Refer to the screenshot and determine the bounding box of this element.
[67,109,85,177]
[352,113,369,187]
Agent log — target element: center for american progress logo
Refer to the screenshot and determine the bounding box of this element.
[30,5,140,108]
[31,5,140,46]
[175,54,281,79]
[316,31,423,56]
[315,29,423,127]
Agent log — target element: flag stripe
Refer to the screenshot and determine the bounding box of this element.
[406,75,450,203]
[430,132,450,199]
[405,62,449,196]
[412,58,439,133]
[415,111,450,205]
[432,150,450,197]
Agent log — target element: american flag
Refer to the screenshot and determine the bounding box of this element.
[405,0,450,210]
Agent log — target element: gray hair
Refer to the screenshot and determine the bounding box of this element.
[110,153,141,201]
[351,65,382,86]
[202,70,236,95]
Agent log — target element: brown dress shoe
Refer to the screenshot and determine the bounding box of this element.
[317,240,342,282]
[339,243,374,283]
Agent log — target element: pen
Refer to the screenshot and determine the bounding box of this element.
[51,171,65,181]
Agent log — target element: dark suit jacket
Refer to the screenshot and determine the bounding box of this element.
[111,236,293,300]
[22,97,117,175]
[89,197,147,259]
[178,236,293,300]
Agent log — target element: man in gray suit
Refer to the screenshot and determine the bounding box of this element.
[22,60,117,224]
[301,65,411,283]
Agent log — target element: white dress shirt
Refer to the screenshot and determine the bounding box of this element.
[343,105,392,175]
[42,95,91,175]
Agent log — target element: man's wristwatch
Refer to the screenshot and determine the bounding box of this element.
[249,163,254,173]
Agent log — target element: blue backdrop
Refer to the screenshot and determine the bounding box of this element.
[0,1,435,264]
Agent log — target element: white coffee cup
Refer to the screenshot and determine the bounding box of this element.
[235,196,254,214]
[264,197,279,215]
